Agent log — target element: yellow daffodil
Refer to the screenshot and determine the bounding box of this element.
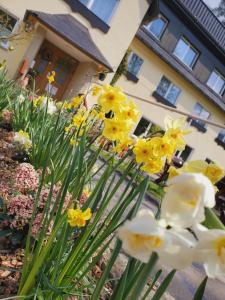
[113,137,133,154]
[117,100,140,124]
[92,85,101,96]
[168,166,180,179]
[47,71,55,83]
[67,208,92,227]
[64,124,74,133]
[70,138,77,146]
[149,136,175,162]
[98,85,126,113]
[102,118,130,141]
[98,111,105,120]
[133,139,153,164]
[172,160,224,185]
[164,116,191,151]
[33,96,45,107]
[204,163,224,185]
[141,158,164,174]
[71,95,84,109]
[72,110,88,128]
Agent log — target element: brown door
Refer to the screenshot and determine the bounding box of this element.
[32,40,78,100]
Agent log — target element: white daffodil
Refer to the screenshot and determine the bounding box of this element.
[194,225,225,282]
[14,130,32,149]
[40,97,57,115]
[18,94,25,103]
[161,173,215,229]
[118,209,195,268]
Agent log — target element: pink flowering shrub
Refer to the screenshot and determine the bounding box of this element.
[0,161,72,242]
[13,163,39,193]
[7,195,34,229]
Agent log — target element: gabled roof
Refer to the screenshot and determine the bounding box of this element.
[24,10,113,71]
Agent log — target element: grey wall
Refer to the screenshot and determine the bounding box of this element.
[157,0,225,103]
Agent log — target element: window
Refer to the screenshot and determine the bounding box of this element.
[0,8,18,49]
[127,52,143,77]
[144,15,167,39]
[155,76,181,105]
[175,145,193,162]
[189,103,210,132]
[133,117,152,137]
[207,70,225,96]
[79,0,118,23]
[173,37,198,68]
[133,117,163,137]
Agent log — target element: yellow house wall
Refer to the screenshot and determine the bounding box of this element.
[116,38,225,166]
[0,0,149,80]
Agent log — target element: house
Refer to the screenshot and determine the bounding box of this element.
[115,0,225,166]
[0,0,224,166]
[0,0,152,99]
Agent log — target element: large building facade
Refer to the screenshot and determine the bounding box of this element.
[0,0,225,166]
[116,0,225,166]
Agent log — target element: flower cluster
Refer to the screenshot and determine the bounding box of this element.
[118,172,225,282]
[62,95,84,110]
[13,163,39,193]
[133,117,190,174]
[67,208,92,227]
[13,130,32,150]
[96,85,139,145]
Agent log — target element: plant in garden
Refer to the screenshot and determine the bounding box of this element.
[0,68,225,299]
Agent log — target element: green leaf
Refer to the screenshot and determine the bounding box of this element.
[193,276,208,300]
[141,270,162,300]
[90,240,122,300]
[203,208,225,230]
[128,252,158,300]
[151,269,176,300]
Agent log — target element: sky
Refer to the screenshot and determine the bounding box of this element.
[203,0,220,9]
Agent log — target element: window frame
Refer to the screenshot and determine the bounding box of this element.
[155,76,181,107]
[206,69,225,97]
[79,0,119,24]
[144,14,168,40]
[173,37,199,69]
[133,117,152,137]
[0,6,19,50]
